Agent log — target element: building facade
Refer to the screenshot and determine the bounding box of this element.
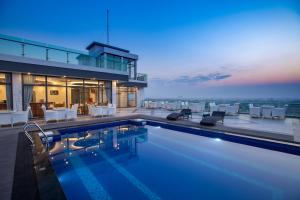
[0,34,147,117]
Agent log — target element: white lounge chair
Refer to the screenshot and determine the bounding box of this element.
[12,106,31,126]
[262,106,273,118]
[272,107,286,119]
[249,104,261,118]
[107,104,117,116]
[66,104,78,120]
[0,111,13,127]
[41,105,58,122]
[88,104,103,117]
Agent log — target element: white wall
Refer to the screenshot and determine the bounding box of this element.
[12,73,23,111]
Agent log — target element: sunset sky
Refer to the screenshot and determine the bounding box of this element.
[1,0,300,98]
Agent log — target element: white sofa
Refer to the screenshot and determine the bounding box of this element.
[226,103,240,115]
[272,107,286,119]
[107,104,117,116]
[189,102,205,113]
[12,106,31,126]
[0,111,13,127]
[209,102,219,114]
[249,104,261,118]
[66,104,78,120]
[88,104,103,117]
[41,105,58,122]
[262,106,273,118]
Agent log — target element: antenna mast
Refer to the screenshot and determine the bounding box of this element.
[106,9,109,44]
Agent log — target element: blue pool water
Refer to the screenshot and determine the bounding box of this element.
[49,123,300,200]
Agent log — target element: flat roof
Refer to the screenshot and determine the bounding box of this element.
[86,41,130,53]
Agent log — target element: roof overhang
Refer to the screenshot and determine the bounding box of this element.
[0,54,128,81]
[117,80,147,88]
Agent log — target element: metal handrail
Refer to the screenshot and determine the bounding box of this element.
[23,122,49,151]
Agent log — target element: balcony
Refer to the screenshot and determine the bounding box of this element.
[136,73,147,82]
[0,34,128,74]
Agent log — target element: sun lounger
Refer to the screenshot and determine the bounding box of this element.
[166,109,192,120]
[200,111,225,126]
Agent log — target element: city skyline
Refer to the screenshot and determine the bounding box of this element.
[1,0,300,98]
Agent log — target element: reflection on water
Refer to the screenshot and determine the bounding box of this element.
[49,125,148,163]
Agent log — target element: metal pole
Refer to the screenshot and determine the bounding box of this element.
[106,9,109,45]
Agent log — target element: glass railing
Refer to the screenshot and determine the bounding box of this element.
[136,73,147,82]
[0,34,128,74]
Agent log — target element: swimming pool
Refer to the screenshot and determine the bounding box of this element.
[47,120,300,200]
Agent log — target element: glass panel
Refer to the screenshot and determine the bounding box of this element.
[128,88,137,107]
[0,85,8,110]
[122,58,129,72]
[0,39,22,56]
[67,87,84,114]
[0,73,11,83]
[77,54,96,67]
[47,86,66,108]
[48,49,67,63]
[97,54,105,68]
[47,77,66,86]
[27,86,47,117]
[23,75,46,85]
[114,56,122,71]
[68,52,80,65]
[25,44,46,60]
[85,87,99,105]
[67,78,83,87]
[107,54,114,70]
[117,87,128,108]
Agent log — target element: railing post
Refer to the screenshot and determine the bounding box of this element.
[21,43,25,57]
[67,52,69,63]
[46,48,49,60]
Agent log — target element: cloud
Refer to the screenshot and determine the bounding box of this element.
[149,72,231,86]
[172,73,231,85]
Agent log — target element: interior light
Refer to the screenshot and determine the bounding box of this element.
[27,72,31,75]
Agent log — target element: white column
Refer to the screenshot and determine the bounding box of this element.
[12,73,23,111]
[112,80,117,106]
[136,87,145,108]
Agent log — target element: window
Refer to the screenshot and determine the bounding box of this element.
[22,74,112,116]
[23,75,47,117]
[0,73,12,110]
[117,87,136,108]
[106,54,122,71]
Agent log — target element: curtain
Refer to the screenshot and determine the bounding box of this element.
[5,74,12,110]
[23,75,35,112]
[105,81,112,104]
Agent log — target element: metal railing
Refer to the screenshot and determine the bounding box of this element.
[0,34,128,73]
[23,122,49,151]
[136,73,147,82]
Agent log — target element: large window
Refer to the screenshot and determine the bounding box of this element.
[107,54,122,71]
[117,87,137,108]
[23,75,47,117]
[22,74,112,117]
[47,77,67,108]
[0,73,12,110]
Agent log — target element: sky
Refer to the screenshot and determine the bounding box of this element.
[1,0,300,99]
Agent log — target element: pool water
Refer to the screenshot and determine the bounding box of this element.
[49,124,300,200]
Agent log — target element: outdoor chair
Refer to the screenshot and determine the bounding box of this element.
[200,111,225,126]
